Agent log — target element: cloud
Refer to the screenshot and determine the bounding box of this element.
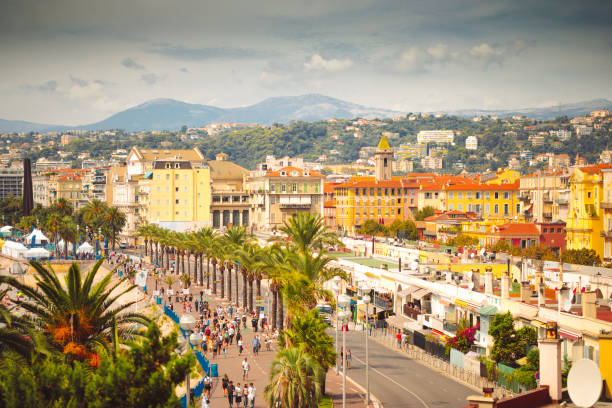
[121,57,145,70]
[178,67,189,73]
[37,80,59,92]
[148,44,274,61]
[426,43,450,61]
[69,75,88,87]
[141,73,160,85]
[511,39,535,55]
[304,54,353,72]
[469,43,504,67]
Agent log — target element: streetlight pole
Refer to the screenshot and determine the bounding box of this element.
[363,295,371,406]
[333,276,341,375]
[338,295,351,408]
[179,314,197,408]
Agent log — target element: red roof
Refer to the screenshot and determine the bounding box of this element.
[579,163,612,174]
[323,183,340,193]
[444,180,520,191]
[490,223,539,236]
[324,199,335,208]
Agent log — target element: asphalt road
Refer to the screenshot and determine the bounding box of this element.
[334,329,473,408]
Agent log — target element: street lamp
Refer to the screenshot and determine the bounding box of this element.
[179,314,196,408]
[338,296,351,408]
[362,294,371,405]
[332,276,341,375]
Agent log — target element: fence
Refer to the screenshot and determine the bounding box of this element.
[365,325,517,400]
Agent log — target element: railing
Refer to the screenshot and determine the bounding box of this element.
[279,203,311,209]
[601,202,612,209]
[555,199,568,205]
[364,325,517,400]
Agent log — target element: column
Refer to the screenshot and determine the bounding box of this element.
[539,338,562,402]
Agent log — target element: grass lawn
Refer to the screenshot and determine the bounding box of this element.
[329,250,355,258]
[319,396,333,408]
[348,257,398,270]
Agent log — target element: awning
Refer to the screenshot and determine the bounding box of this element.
[364,272,378,279]
[439,299,451,307]
[412,288,431,300]
[398,286,419,297]
[559,328,581,341]
[454,299,480,311]
[531,320,547,328]
[382,274,395,281]
[476,305,498,315]
[143,171,153,179]
[455,299,468,308]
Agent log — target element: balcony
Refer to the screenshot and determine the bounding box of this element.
[543,197,553,203]
[601,202,612,209]
[279,203,311,209]
[543,212,552,219]
[555,198,568,205]
[601,230,612,238]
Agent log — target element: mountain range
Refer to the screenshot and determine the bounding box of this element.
[0,95,610,133]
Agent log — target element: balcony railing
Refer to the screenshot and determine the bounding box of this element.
[279,203,311,209]
[601,202,612,209]
[543,212,552,219]
[600,230,612,238]
[555,198,568,205]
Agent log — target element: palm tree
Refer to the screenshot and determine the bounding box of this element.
[261,244,290,330]
[82,199,108,236]
[58,216,77,259]
[278,309,336,393]
[264,347,324,408]
[277,213,340,255]
[136,224,154,257]
[194,227,215,288]
[1,260,149,364]
[46,213,62,252]
[222,226,252,304]
[237,243,263,311]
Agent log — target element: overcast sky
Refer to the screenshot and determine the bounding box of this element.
[1,0,611,125]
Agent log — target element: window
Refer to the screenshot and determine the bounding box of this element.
[503,192,509,200]
[458,192,463,199]
[449,192,454,199]
[588,192,591,198]
[157,200,160,204]
[398,209,401,215]
[516,204,520,214]
[377,188,381,196]
[385,208,389,216]
[157,175,161,180]
[270,184,276,192]
[504,204,509,215]
[370,208,374,216]
[166,187,170,192]
[175,187,179,192]
[175,199,179,204]
[166,200,170,205]
[304,183,307,192]
[458,204,463,211]
[185,211,188,217]
[494,192,499,199]
[270,196,276,204]
[157,187,160,192]
[397,198,401,204]
[385,188,388,196]
[516,192,520,199]
[475,192,481,199]
[494,204,499,214]
[175,174,179,180]
[543,228,548,233]
[391,188,395,195]
[157,211,160,217]
[467,192,472,200]
[557,228,562,233]
[449,204,454,210]
[165,163,171,169]
[292,184,297,192]
[485,204,490,214]
[485,192,490,200]
[281,184,286,193]
[166,174,170,180]
[185,187,188,192]
[377,208,381,216]
[184,200,188,205]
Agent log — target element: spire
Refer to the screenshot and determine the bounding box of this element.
[377,135,390,150]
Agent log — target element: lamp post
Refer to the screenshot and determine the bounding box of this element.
[179,314,196,408]
[338,295,351,408]
[362,294,371,406]
[332,276,341,374]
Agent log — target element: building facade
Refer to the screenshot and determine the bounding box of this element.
[0,168,23,199]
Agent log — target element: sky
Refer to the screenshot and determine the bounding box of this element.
[1,0,611,125]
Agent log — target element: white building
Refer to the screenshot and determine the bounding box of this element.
[549,129,572,141]
[465,136,478,150]
[417,130,455,144]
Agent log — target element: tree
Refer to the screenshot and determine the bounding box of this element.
[278,309,335,393]
[388,220,418,240]
[358,219,387,236]
[277,213,340,255]
[0,259,150,364]
[488,312,537,366]
[264,347,324,408]
[16,215,36,231]
[447,234,479,247]
[0,287,36,358]
[560,248,601,266]
[0,323,193,408]
[104,207,127,250]
[414,206,436,221]
[513,348,539,389]
[446,323,479,354]
[58,216,77,259]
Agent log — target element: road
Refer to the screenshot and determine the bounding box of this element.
[334,329,473,408]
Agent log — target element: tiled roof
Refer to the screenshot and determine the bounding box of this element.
[579,163,612,174]
[323,183,340,193]
[444,180,520,191]
[490,223,539,236]
[208,160,247,180]
[264,166,324,178]
[324,199,336,208]
[336,179,404,188]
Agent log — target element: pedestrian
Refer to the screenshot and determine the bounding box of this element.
[346,349,352,369]
[235,383,242,407]
[247,382,256,408]
[238,338,243,355]
[200,391,210,408]
[222,374,229,396]
[252,336,259,356]
[227,380,235,408]
[251,316,258,332]
[396,331,402,347]
[242,386,248,408]
[241,357,249,380]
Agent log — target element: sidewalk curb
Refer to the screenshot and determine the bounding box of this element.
[344,373,384,408]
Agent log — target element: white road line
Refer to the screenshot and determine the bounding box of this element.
[352,355,430,408]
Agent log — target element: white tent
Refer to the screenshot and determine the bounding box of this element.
[25,229,50,245]
[1,241,28,258]
[24,247,51,260]
[57,240,74,252]
[0,226,13,233]
[76,242,94,254]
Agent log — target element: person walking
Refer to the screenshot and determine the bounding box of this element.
[238,338,243,355]
[200,390,210,408]
[241,357,249,380]
[235,383,242,407]
[222,374,229,396]
[227,380,235,408]
[346,348,352,369]
[247,383,256,408]
[242,386,248,408]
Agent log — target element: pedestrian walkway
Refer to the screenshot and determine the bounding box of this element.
[326,370,379,408]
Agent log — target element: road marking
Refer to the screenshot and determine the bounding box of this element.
[352,355,430,408]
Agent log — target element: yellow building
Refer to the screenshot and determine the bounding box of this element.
[479,168,520,185]
[566,164,612,258]
[445,181,521,223]
[148,160,211,230]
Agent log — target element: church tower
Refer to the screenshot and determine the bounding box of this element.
[374,135,393,181]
